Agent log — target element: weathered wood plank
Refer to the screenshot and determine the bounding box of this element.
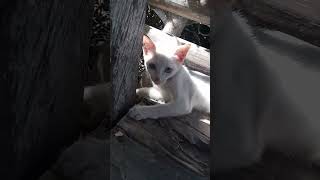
[145,25,210,75]
[236,0,320,47]
[39,126,208,180]
[148,0,210,25]
[0,0,92,179]
[111,0,148,125]
[117,99,210,176]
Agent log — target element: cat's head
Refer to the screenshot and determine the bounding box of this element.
[142,35,191,85]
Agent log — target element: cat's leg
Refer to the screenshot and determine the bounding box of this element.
[128,98,192,120]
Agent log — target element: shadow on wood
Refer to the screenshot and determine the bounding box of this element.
[117,99,210,177]
[111,0,148,126]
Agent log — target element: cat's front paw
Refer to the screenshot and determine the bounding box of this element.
[128,105,148,121]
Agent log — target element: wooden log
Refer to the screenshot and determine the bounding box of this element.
[0,0,92,179]
[110,0,148,125]
[148,0,210,25]
[145,25,210,75]
[235,0,320,47]
[117,99,210,176]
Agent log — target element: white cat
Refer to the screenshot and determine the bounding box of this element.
[213,3,320,172]
[128,35,210,120]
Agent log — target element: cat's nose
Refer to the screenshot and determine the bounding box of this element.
[154,77,160,84]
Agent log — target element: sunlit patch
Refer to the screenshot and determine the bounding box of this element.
[189,69,210,99]
[114,131,124,137]
[148,88,165,104]
[164,0,189,7]
[200,119,210,125]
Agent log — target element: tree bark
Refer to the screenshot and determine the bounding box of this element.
[110,0,148,126]
[0,0,92,179]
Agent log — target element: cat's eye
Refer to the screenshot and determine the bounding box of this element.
[148,63,156,70]
[164,67,172,73]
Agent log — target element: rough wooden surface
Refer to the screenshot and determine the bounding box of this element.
[0,0,92,179]
[145,25,210,75]
[117,99,210,177]
[149,0,209,25]
[236,0,320,47]
[111,0,148,125]
[110,131,209,180]
[38,127,209,180]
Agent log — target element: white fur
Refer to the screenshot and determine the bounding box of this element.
[128,39,210,120]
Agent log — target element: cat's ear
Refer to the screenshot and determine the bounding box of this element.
[174,44,191,63]
[142,35,156,56]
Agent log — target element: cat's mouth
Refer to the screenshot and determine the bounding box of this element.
[152,77,172,85]
[153,80,161,85]
[152,78,164,85]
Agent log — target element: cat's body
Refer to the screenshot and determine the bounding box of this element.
[128,36,210,120]
[213,3,320,172]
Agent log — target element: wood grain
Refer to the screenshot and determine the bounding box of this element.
[117,99,210,177]
[111,0,148,125]
[148,0,210,25]
[0,0,92,179]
